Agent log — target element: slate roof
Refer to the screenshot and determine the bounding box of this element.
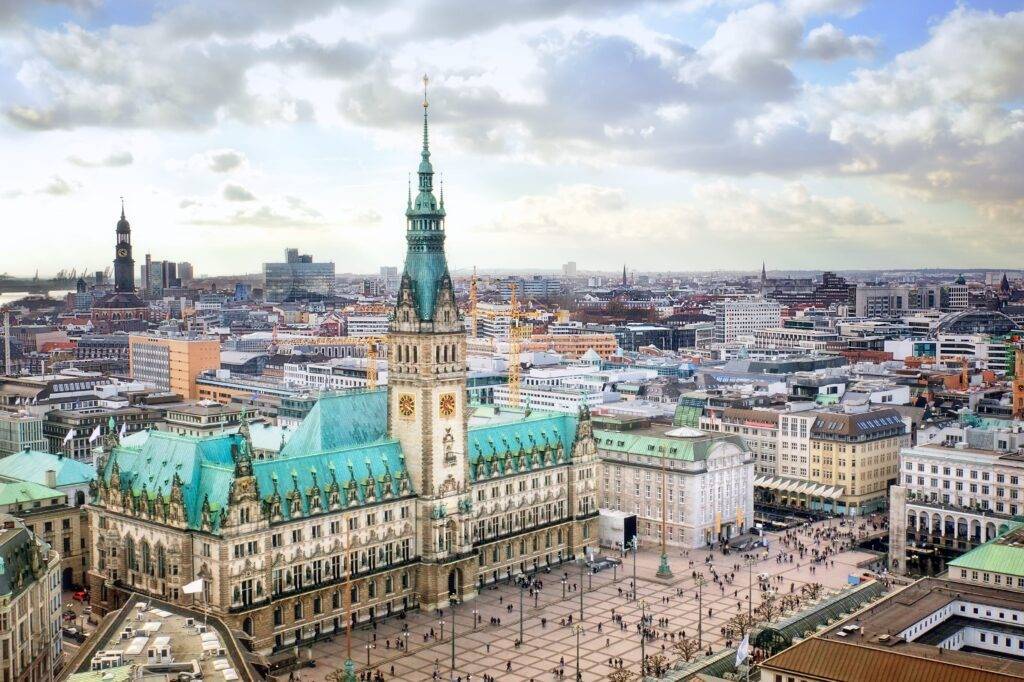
[0,450,96,487]
[0,521,43,598]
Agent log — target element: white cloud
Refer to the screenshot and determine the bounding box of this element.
[223,183,257,202]
[803,23,876,61]
[206,149,247,173]
[67,150,133,167]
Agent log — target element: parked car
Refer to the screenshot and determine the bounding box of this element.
[62,627,87,643]
[72,589,89,602]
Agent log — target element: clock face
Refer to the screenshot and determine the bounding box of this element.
[439,393,456,418]
[398,394,415,418]
[117,248,129,258]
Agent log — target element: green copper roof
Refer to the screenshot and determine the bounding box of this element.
[592,428,745,463]
[100,391,412,532]
[0,479,63,505]
[467,410,578,480]
[949,524,1024,577]
[280,390,388,457]
[0,450,96,487]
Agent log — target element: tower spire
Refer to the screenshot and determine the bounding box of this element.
[120,196,125,220]
[422,74,430,158]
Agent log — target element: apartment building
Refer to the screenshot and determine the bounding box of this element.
[702,407,778,477]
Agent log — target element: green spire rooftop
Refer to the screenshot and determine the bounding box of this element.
[400,74,451,322]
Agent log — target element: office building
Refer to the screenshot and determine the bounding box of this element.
[263,248,336,302]
[562,262,577,278]
[129,334,221,399]
[762,565,1024,682]
[889,424,1024,575]
[0,515,63,682]
[713,299,782,344]
[807,408,906,515]
[347,314,390,337]
[0,410,45,455]
[594,415,754,548]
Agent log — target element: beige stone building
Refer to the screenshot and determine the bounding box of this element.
[808,408,906,515]
[0,515,63,682]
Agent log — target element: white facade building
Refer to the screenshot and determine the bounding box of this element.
[713,299,782,344]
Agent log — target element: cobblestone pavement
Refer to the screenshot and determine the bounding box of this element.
[301,517,882,682]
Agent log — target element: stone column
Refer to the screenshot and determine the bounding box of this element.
[888,485,907,575]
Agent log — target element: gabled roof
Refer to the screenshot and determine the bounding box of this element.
[467,410,578,480]
[0,450,96,487]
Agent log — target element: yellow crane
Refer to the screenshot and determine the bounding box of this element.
[275,335,388,390]
[507,282,533,408]
[469,267,478,337]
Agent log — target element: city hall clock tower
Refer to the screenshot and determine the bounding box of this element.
[388,77,476,610]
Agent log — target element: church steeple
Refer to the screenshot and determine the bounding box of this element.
[113,198,135,293]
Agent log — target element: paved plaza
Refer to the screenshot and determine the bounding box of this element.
[304,518,882,682]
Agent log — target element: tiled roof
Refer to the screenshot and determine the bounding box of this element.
[593,428,744,463]
[0,450,96,487]
[467,411,578,480]
[764,637,1021,682]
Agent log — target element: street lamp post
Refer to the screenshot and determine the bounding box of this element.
[745,556,757,619]
[638,599,647,676]
[472,609,479,630]
[562,578,567,600]
[631,535,638,601]
[519,579,524,643]
[695,574,707,649]
[449,597,458,681]
[364,643,373,667]
[656,445,673,578]
[439,618,446,641]
[579,559,585,621]
[573,624,584,682]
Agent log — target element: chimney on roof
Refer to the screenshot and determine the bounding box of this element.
[45,469,56,488]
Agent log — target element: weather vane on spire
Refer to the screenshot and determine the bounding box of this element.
[422,74,429,108]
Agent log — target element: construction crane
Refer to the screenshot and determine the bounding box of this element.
[275,335,388,389]
[469,267,478,338]
[507,283,533,409]
[1013,342,1024,419]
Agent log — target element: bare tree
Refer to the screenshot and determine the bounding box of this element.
[801,582,825,601]
[755,592,782,622]
[725,613,758,639]
[647,653,669,677]
[607,669,638,682]
[781,594,802,614]
[673,636,702,662]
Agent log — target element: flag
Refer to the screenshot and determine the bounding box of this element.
[735,634,750,665]
[119,423,127,440]
[88,425,101,444]
[182,578,204,595]
[62,429,76,445]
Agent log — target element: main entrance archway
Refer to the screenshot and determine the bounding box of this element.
[448,568,462,597]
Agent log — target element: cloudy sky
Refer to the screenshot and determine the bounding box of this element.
[0,0,1021,277]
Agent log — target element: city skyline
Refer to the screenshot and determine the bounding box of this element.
[1,0,1022,276]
